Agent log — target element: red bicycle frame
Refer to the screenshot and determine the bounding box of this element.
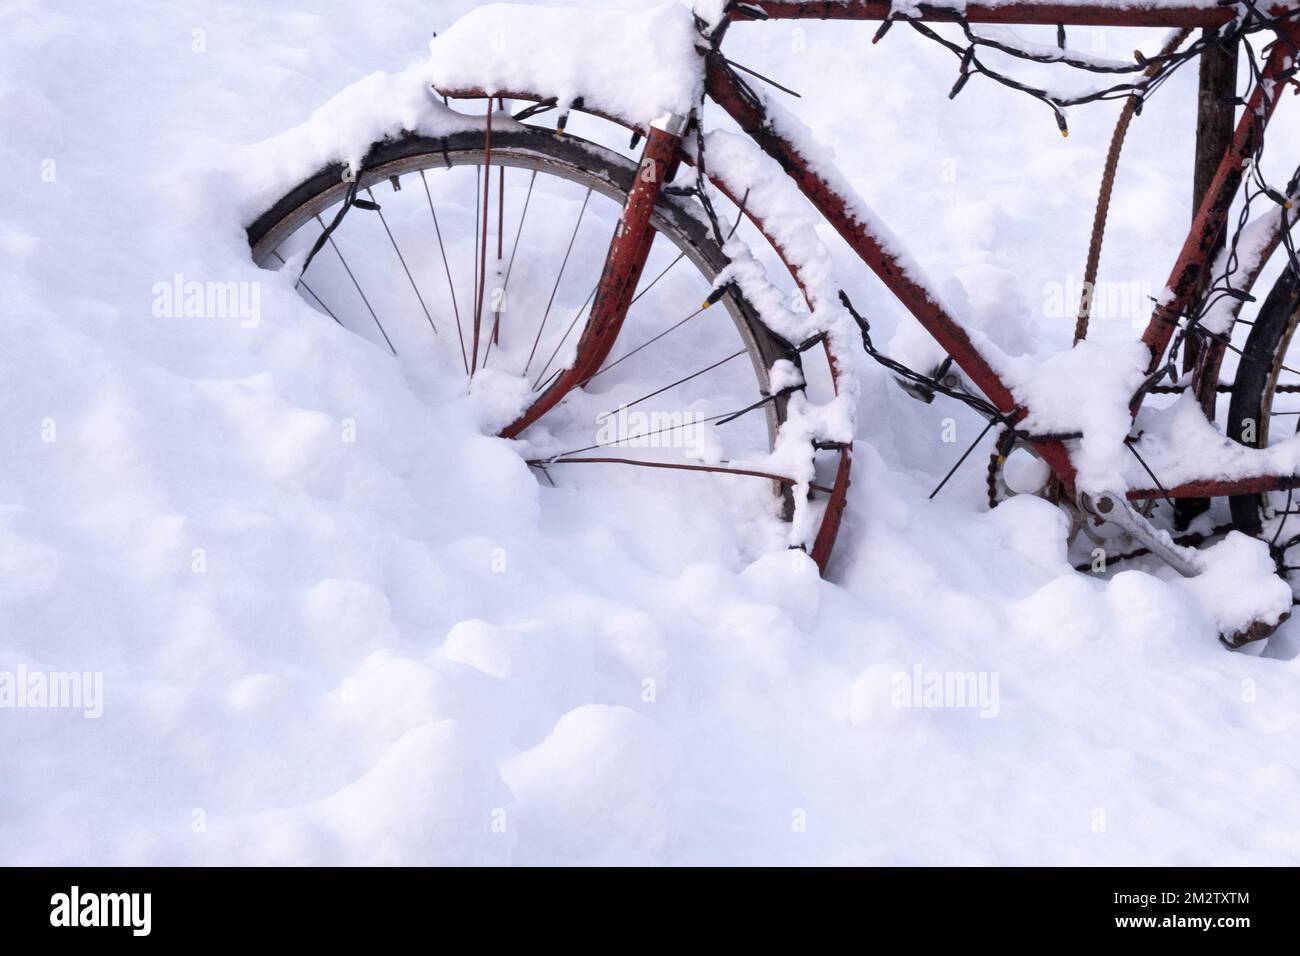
[439,1,1300,570]
[716,2,1300,501]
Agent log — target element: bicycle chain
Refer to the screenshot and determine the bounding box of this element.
[1147,383,1300,393]
[1069,523,1235,573]
[985,419,1235,576]
[986,425,1010,512]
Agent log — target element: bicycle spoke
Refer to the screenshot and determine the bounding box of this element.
[482,169,537,369]
[611,349,747,413]
[582,246,722,382]
[1199,323,1300,378]
[420,169,468,374]
[631,252,686,307]
[365,186,438,337]
[533,239,683,389]
[526,456,833,494]
[472,104,496,375]
[523,187,593,376]
[496,139,506,262]
[271,249,342,326]
[535,366,564,396]
[471,163,483,374]
[492,162,504,346]
[313,214,396,355]
[501,170,536,296]
[588,304,705,382]
[532,282,599,390]
[547,407,736,458]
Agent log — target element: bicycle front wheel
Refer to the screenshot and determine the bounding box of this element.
[248,119,806,555]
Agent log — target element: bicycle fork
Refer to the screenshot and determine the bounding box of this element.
[500,113,690,438]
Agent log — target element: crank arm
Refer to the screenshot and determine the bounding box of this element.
[1078,490,1206,577]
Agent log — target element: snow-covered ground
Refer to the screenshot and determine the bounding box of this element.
[3,0,1300,864]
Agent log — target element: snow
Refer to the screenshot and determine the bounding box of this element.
[1126,395,1300,489]
[4,0,1300,866]
[429,3,705,126]
[1175,532,1292,638]
[1202,201,1299,337]
[231,65,486,222]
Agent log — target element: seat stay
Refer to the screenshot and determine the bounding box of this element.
[1141,17,1300,393]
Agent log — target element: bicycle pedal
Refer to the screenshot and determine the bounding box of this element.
[1220,613,1287,650]
[1078,490,1204,577]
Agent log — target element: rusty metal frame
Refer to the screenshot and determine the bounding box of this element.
[1187,30,1239,408]
[435,1,1300,572]
[430,87,856,568]
[1139,27,1296,379]
[709,3,1300,503]
[705,46,1083,491]
[500,119,687,437]
[742,1,1235,29]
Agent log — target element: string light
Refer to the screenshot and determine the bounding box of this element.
[873,6,1300,140]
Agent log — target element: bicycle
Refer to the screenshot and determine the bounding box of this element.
[247,0,1300,646]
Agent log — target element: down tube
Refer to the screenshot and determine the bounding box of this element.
[704,53,1079,486]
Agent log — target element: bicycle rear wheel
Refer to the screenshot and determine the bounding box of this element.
[1226,266,1300,540]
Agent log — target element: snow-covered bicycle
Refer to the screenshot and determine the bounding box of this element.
[249,0,1300,646]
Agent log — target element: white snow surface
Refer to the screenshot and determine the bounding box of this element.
[429,3,705,126]
[4,0,1300,865]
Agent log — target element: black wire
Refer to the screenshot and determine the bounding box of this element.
[1124,437,1176,510]
[897,7,1300,135]
[930,416,999,499]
